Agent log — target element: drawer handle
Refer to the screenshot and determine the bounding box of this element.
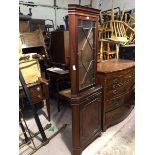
[112,78,118,84]
[113,83,123,88]
[119,83,123,87]
[112,90,117,94]
[86,94,98,101]
[113,102,119,105]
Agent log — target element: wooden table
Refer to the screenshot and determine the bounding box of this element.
[46,67,70,111]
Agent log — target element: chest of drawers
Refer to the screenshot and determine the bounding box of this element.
[97,59,135,131]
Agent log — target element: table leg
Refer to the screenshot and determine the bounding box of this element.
[56,79,61,112]
[45,99,51,122]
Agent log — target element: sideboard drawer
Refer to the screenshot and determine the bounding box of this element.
[105,91,134,112]
[80,91,102,109]
[106,74,124,87]
[105,95,124,112]
[105,78,134,100]
[20,84,43,104]
[105,104,132,127]
[97,60,135,131]
[124,68,134,83]
[105,86,124,100]
[29,85,43,103]
[106,68,134,87]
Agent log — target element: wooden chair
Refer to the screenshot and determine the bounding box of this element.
[58,88,71,110]
[98,39,119,61]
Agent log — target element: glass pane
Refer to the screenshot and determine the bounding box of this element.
[78,20,96,90]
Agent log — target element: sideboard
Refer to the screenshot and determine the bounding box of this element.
[97,59,135,131]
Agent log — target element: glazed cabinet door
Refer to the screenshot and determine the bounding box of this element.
[77,19,96,91]
[72,87,102,155]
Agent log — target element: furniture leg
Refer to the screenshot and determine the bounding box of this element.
[19,70,47,142]
[19,115,29,143]
[116,43,119,59]
[56,79,61,112]
[45,99,51,121]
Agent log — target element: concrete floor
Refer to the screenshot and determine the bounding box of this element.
[19,100,135,155]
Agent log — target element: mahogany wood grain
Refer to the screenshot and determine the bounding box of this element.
[97,59,135,131]
[68,5,102,155]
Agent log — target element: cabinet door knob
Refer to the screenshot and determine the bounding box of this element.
[36,87,40,91]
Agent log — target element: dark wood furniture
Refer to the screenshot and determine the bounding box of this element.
[68,5,102,155]
[58,88,71,102]
[46,67,70,111]
[19,78,50,121]
[49,30,70,65]
[97,59,135,131]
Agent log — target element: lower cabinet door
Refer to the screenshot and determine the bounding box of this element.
[72,87,102,155]
[80,97,101,146]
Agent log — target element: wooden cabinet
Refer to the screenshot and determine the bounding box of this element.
[68,5,102,155]
[71,86,102,154]
[97,59,135,131]
[49,31,70,65]
[20,83,48,104]
[19,81,50,121]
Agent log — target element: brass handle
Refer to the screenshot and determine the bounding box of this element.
[113,83,123,88]
[113,84,117,88]
[118,83,123,87]
[113,102,118,105]
[112,78,119,84]
[112,90,117,94]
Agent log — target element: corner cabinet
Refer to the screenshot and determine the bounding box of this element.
[68,5,102,155]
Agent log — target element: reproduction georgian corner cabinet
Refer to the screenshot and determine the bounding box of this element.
[68,4,102,155]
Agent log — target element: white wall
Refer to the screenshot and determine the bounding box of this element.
[98,0,135,11]
[19,0,135,28]
[19,0,95,28]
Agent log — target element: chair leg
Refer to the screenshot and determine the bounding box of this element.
[57,97,61,112]
[45,99,50,122]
